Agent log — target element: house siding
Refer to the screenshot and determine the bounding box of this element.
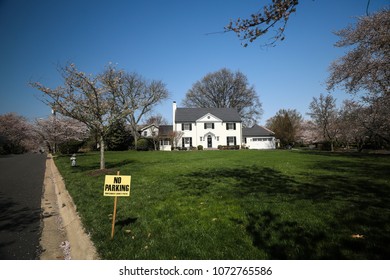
[245,137,276,149]
[140,124,159,138]
[176,120,242,149]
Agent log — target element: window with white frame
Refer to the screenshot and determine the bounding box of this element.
[182,137,192,147]
[252,137,273,141]
[226,123,236,130]
[204,123,214,129]
[160,139,170,145]
[227,136,236,146]
[181,123,192,131]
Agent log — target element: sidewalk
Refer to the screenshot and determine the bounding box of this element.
[40,154,99,260]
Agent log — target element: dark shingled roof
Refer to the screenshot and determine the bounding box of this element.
[158,125,173,136]
[243,125,275,137]
[175,107,241,123]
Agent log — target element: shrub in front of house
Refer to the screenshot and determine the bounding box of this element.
[197,145,203,150]
[58,140,85,154]
[136,138,154,151]
[218,145,240,150]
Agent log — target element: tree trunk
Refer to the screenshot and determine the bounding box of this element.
[357,138,365,152]
[132,130,139,150]
[100,136,105,170]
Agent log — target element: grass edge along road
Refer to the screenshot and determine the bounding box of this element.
[54,150,390,259]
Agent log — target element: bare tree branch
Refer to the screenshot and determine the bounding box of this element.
[225,0,299,47]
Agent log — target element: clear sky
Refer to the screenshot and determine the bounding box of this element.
[0,0,388,124]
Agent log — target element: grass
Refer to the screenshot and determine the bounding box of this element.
[54,149,390,259]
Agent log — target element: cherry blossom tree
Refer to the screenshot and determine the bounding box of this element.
[31,63,126,169]
[0,113,38,154]
[225,1,376,47]
[100,65,169,150]
[225,0,299,47]
[35,114,89,153]
[307,93,340,151]
[31,63,169,167]
[327,9,390,145]
[296,120,320,146]
[327,9,389,98]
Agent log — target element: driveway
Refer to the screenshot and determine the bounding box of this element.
[0,153,46,259]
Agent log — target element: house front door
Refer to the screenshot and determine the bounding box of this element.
[207,135,212,148]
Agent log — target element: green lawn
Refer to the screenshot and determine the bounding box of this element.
[54,150,390,259]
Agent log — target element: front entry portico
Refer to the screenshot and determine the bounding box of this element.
[207,135,212,148]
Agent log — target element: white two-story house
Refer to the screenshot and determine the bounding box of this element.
[156,102,275,151]
[172,102,242,149]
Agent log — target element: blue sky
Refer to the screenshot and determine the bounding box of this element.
[0,0,388,124]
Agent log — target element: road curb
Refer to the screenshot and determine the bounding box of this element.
[40,154,99,260]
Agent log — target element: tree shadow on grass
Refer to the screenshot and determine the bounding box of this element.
[176,166,293,197]
[69,158,138,175]
[116,217,138,229]
[300,151,390,185]
[245,208,389,259]
[303,154,390,259]
[246,210,330,259]
[176,166,334,202]
[174,163,390,259]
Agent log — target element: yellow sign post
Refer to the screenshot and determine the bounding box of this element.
[104,171,131,239]
[104,174,131,197]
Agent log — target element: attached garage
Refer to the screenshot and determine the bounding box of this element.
[243,125,276,150]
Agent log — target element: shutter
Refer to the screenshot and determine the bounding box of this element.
[189,124,192,131]
[181,123,184,130]
[204,123,206,129]
[190,138,192,147]
[233,123,236,130]
[226,123,229,130]
[226,137,229,146]
[182,138,185,147]
[212,123,214,129]
[234,137,237,146]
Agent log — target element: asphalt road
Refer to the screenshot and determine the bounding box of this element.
[0,153,47,260]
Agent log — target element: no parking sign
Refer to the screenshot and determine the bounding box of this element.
[103,172,131,239]
[103,175,131,196]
